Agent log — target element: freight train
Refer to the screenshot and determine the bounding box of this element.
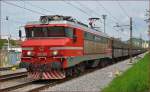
[19,15,145,79]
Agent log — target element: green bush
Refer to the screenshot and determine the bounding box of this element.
[0,39,17,49]
[0,39,7,49]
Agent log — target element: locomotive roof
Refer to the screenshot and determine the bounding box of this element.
[26,20,110,38]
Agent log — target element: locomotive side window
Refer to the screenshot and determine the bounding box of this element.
[95,36,103,42]
[84,31,109,44]
[84,32,94,41]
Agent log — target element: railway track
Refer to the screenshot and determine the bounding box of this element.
[9,70,96,92]
[12,65,114,92]
[26,55,141,92]
[0,72,27,82]
[0,54,142,92]
[0,64,105,92]
[0,67,12,71]
[13,80,65,92]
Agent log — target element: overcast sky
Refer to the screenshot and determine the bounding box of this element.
[0,0,149,41]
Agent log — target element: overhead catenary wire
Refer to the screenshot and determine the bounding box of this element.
[75,2,127,35]
[2,1,45,15]
[75,1,128,36]
[63,0,92,17]
[95,1,134,38]
[96,1,121,23]
[20,0,54,14]
[116,0,130,18]
[65,1,128,36]
[64,1,128,37]
[76,1,101,18]
[3,0,133,39]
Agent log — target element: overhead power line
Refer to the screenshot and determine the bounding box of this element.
[65,1,125,36]
[116,0,130,18]
[63,1,92,17]
[2,1,45,15]
[2,0,130,38]
[96,1,122,23]
[64,0,128,36]
[20,0,53,14]
[95,0,131,37]
[76,2,101,18]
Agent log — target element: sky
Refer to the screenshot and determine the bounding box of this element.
[0,0,149,41]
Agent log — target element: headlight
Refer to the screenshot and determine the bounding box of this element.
[52,50,58,56]
[27,51,32,56]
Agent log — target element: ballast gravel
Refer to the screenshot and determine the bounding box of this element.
[45,53,145,92]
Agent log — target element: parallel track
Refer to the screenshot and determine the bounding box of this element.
[0,81,34,92]
[0,67,20,71]
[0,72,27,82]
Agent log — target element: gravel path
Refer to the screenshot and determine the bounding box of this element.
[45,53,145,92]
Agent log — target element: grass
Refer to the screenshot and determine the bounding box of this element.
[102,53,150,92]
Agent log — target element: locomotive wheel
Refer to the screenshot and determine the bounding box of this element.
[77,63,85,74]
[73,63,85,76]
[99,59,108,68]
[90,59,100,68]
[79,63,85,73]
[99,61,105,68]
[74,66,79,76]
[66,67,74,77]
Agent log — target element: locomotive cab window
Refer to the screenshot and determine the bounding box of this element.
[65,27,74,38]
[25,26,74,38]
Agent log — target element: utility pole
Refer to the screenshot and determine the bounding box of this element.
[148,0,150,51]
[145,0,150,49]
[0,1,1,39]
[145,0,150,91]
[6,16,10,52]
[7,35,10,52]
[102,15,107,33]
[129,17,133,63]
[0,18,1,39]
[0,0,1,67]
[140,33,142,48]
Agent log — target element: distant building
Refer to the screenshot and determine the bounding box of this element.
[142,41,149,48]
[126,38,149,49]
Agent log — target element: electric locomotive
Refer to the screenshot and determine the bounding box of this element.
[19,15,144,80]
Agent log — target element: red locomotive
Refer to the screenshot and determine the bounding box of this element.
[19,15,145,80]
